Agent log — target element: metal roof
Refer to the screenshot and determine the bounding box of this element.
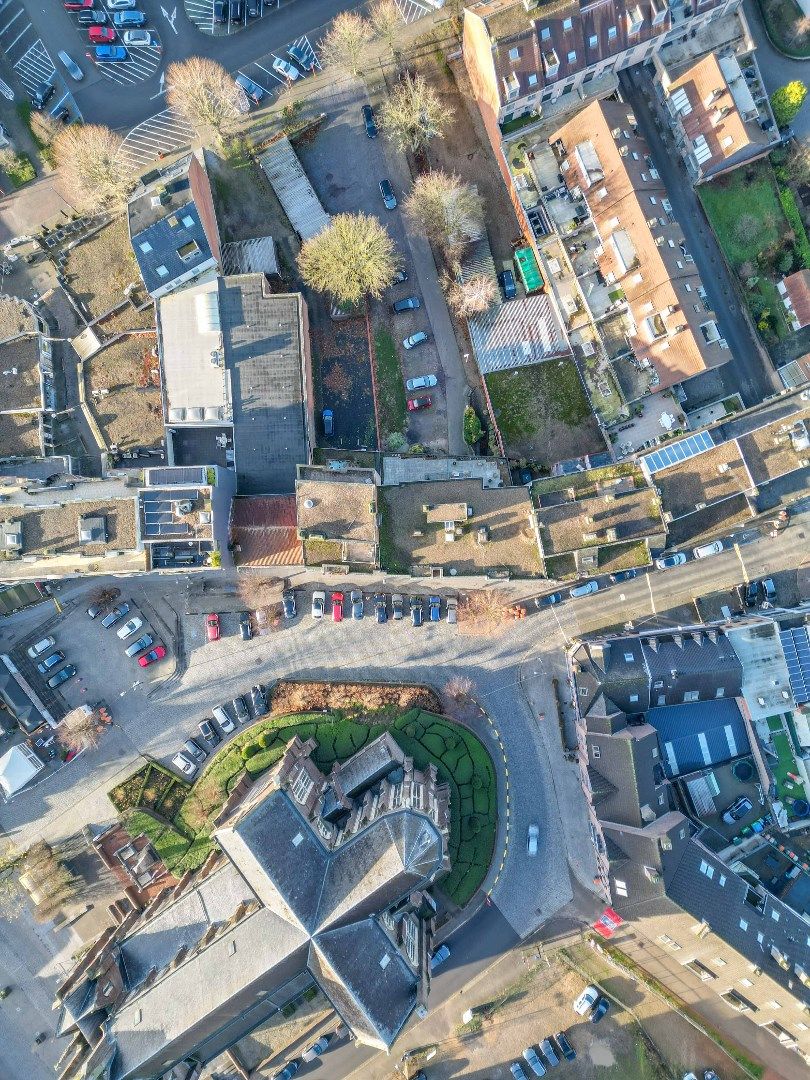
[646,698,749,778]
[468,294,569,375]
[257,137,330,241]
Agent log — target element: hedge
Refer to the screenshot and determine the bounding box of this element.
[779,187,810,269]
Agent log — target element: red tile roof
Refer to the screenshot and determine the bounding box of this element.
[784,270,810,329]
[230,496,303,566]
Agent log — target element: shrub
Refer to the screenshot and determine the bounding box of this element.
[462,814,483,839]
[445,734,458,750]
[241,743,260,759]
[779,187,810,269]
[404,723,417,737]
[258,732,274,749]
[463,405,483,445]
[302,985,318,1001]
[471,774,483,790]
[777,249,795,275]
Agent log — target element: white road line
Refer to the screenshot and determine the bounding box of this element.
[252,61,283,84]
[7,21,32,51]
[0,9,24,36]
[50,91,69,114]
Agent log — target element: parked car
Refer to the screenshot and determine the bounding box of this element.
[102,602,130,628]
[570,580,598,598]
[540,1037,559,1067]
[553,1032,575,1061]
[405,374,437,391]
[232,696,250,724]
[94,44,128,60]
[499,267,517,300]
[28,636,56,659]
[350,589,364,620]
[251,684,268,716]
[391,269,409,284]
[655,552,686,570]
[172,752,197,777]
[88,25,116,41]
[38,651,65,674]
[30,82,55,109]
[410,597,423,627]
[430,944,450,971]
[288,43,316,71]
[87,602,104,618]
[112,10,146,25]
[48,664,77,689]
[213,705,235,734]
[403,331,429,350]
[78,10,109,23]
[64,0,93,9]
[302,1034,331,1062]
[125,633,153,658]
[610,569,637,582]
[311,591,326,619]
[282,589,296,619]
[106,0,138,9]
[322,408,334,437]
[510,1064,528,1080]
[380,178,397,209]
[391,593,404,621]
[407,396,432,411]
[183,738,207,763]
[272,56,299,81]
[534,592,562,607]
[761,577,777,605]
[744,579,759,607]
[235,72,265,103]
[206,613,220,641]
[198,719,220,748]
[122,28,151,44]
[590,997,610,1023]
[272,1064,299,1080]
[58,50,84,80]
[239,611,252,640]
[117,616,143,640]
[693,539,723,559]
[332,591,344,623]
[446,596,458,624]
[521,1047,546,1077]
[722,795,753,824]
[392,296,420,313]
[139,645,166,667]
[573,985,600,1016]
[213,0,227,21]
[428,595,441,622]
[527,823,539,856]
[362,103,377,137]
[229,0,242,18]
[374,594,387,624]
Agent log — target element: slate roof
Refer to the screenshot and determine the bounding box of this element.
[640,633,743,707]
[588,724,662,829]
[603,811,692,911]
[646,699,749,778]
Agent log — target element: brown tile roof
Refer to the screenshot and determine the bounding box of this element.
[653,440,752,518]
[0,498,138,556]
[784,270,810,329]
[665,53,770,178]
[296,478,378,544]
[550,98,726,389]
[535,487,660,555]
[229,496,303,567]
[737,409,810,486]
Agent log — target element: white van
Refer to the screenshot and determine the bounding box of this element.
[692,540,723,559]
[212,705,235,734]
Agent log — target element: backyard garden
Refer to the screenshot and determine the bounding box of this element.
[109,704,498,907]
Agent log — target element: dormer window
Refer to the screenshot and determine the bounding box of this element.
[589,34,597,47]
[627,5,644,34]
[567,50,577,63]
[543,49,559,78]
[540,26,551,41]
[502,71,521,100]
[563,16,573,30]
[651,0,668,24]
[509,46,521,61]
[608,25,617,40]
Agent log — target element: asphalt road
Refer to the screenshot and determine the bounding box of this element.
[743,0,810,143]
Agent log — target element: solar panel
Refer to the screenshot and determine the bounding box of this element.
[780,627,810,704]
[643,430,715,474]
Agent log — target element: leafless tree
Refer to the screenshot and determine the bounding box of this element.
[18,841,79,922]
[166,57,239,140]
[444,675,474,701]
[52,124,136,211]
[369,0,402,58]
[0,842,25,919]
[457,590,510,637]
[58,707,104,755]
[87,584,121,610]
[404,171,484,261]
[320,12,374,78]
[444,273,498,318]
[379,72,450,156]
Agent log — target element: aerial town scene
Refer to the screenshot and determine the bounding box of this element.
[0,1,808,1079]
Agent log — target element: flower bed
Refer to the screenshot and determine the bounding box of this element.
[270,680,441,716]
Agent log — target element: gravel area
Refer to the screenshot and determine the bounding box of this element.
[65,217,140,321]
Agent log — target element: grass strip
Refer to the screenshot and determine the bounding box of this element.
[372,328,407,444]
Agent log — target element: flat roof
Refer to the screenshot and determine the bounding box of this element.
[653,439,751,518]
[296,475,377,543]
[158,277,229,420]
[535,487,659,555]
[0,337,43,412]
[0,412,42,457]
[0,497,138,556]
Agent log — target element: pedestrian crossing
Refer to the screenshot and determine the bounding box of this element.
[118,108,197,170]
[184,0,215,33]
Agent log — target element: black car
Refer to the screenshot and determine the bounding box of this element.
[590,997,609,1023]
[744,579,759,607]
[239,611,253,640]
[77,9,108,23]
[392,296,421,313]
[213,0,227,21]
[362,103,377,138]
[374,594,387,624]
[229,0,243,18]
[498,267,517,300]
[232,696,250,724]
[282,589,296,619]
[198,719,221,748]
[31,82,55,110]
[553,1032,575,1061]
[48,664,77,689]
[246,0,260,14]
[610,569,638,583]
[87,603,104,619]
[251,684,268,716]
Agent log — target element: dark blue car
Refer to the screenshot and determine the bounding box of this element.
[428,596,441,622]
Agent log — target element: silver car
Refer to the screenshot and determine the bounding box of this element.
[117,616,143,639]
[57,50,83,81]
[405,374,437,391]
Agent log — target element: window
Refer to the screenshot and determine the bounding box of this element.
[592,744,601,758]
[768,1000,782,1009]
[686,959,717,981]
[155,265,169,278]
[657,695,666,705]
[624,652,634,662]
[567,50,577,63]
[739,918,748,931]
[541,26,551,41]
[589,34,597,47]
[509,47,520,61]
[658,933,681,950]
[757,932,764,944]
[139,241,153,254]
[658,792,665,805]
[608,25,617,39]
[713,957,727,967]
[563,16,573,30]
[683,690,699,702]
[629,693,639,703]
[772,909,780,922]
[679,827,687,839]
[700,860,715,879]
[181,214,195,228]
[684,283,692,292]
[740,977,753,987]
[615,879,628,897]
[528,73,538,86]
[719,875,726,887]
[715,686,725,698]
[649,195,657,205]
[291,768,314,804]
[652,747,658,759]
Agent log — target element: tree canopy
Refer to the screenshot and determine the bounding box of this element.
[298,213,401,304]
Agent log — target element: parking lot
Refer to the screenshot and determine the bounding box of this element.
[234,32,320,99]
[61,4,162,87]
[184,0,277,37]
[0,0,79,120]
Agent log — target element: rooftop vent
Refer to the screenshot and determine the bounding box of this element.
[292,833,304,847]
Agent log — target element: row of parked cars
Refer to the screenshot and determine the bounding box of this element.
[172,686,268,776]
[304,590,458,626]
[511,1031,576,1077]
[63,0,153,63]
[88,599,167,667]
[27,635,77,689]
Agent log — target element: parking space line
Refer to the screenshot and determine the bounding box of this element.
[50,91,70,114]
[251,60,284,84]
[0,9,24,36]
[7,21,32,52]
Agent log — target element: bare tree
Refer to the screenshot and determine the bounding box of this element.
[444,273,498,318]
[457,590,510,637]
[0,842,25,919]
[239,574,284,616]
[58,707,104,755]
[379,72,450,156]
[320,11,374,78]
[87,584,121,610]
[444,675,474,701]
[166,57,239,140]
[52,124,136,212]
[17,840,78,922]
[369,0,402,58]
[298,213,401,304]
[404,172,484,261]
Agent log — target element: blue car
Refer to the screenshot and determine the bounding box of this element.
[94,45,128,61]
[428,595,441,622]
[112,9,146,25]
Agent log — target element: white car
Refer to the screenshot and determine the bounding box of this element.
[106,0,137,8]
[172,752,197,777]
[573,984,600,1015]
[122,29,151,45]
[527,823,539,856]
[117,615,143,639]
[27,635,55,659]
[693,539,724,559]
[272,56,299,81]
[311,590,326,619]
[405,374,437,392]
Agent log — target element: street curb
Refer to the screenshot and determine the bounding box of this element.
[752,0,810,61]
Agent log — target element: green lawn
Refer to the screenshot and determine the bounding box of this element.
[756,0,810,58]
[766,717,806,811]
[699,163,787,270]
[114,709,497,907]
[372,328,406,446]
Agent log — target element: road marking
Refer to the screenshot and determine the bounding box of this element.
[645,572,657,616]
[160,5,179,34]
[0,9,23,36]
[7,21,31,53]
[50,91,69,114]
[0,77,13,99]
[734,542,749,583]
[150,70,166,99]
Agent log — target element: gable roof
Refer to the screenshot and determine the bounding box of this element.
[645,698,749,778]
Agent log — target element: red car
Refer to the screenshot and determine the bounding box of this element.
[206,613,220,641]
[64,0,94,9]
[331,591,344,622]
[88,26,115,41]
[138,645,167,667]
[407,396,432,411]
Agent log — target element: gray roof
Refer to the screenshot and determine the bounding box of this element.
[131,197,216,296]
[646,699,749,778]
[603,812,692,911]
[331,732,403,799]
[222,237,279,277]
[468,294,569,375]
[588,725,663,829]
[257,137,330,241]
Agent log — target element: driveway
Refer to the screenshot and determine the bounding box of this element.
[744,0,810,143]
[619,68,782,409]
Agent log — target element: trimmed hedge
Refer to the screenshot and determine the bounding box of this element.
[779,186,810,269]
